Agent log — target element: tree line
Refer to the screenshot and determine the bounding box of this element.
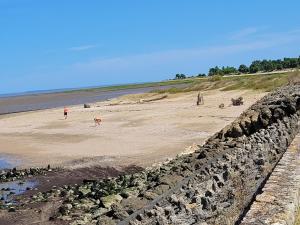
[208,56,300,76]
[174,73,206,80]
[173,56,300,79]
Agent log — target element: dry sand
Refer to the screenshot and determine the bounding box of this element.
[0,89,266,169]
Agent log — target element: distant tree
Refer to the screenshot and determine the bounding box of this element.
[249,60,262,73]
[175,74,186,79]
[289,58,298,68]
[283,58,290,68]
[261,60,275,72]
[274,59,283,70]
[221,66,238,75]
[238,64,249,74]
[249,64,259,73]
[208,66,223,76]
[208,67,216,76]
[204,55,299,79]
[197,73,206,77]
[282,58,298,69]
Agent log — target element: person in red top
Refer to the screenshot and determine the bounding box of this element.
[64,107,69,119]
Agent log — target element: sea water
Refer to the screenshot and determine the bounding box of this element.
[0,155,19,170]
[0,180,37,203]
[0,155,35,203]
[0,159,13,170]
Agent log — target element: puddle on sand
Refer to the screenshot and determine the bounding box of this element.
[0,180,37,203]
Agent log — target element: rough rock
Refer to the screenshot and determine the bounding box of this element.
[25,85,300,225]
[101,194,123,209]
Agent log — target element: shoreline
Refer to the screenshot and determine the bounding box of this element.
[0,83,189,115]
[0,78,195,98]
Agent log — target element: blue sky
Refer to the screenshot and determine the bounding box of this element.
[1,0,300,94]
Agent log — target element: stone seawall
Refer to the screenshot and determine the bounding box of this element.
[241,134,300,225]
[46,85,300,225]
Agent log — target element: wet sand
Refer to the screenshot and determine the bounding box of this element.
[0,89,266,169]
[0,84,187,115]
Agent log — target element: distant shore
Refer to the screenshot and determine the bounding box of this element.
[0,82,191,115]
[0,70,294,115]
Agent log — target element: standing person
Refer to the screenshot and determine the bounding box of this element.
[64,107,69,119]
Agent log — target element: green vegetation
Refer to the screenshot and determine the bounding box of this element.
[208,66,238,76]
[208,56,300,76]
[238,64,249,74]
[174,74,187,79]
[153,71,300,94]
[66,78,195,93]
[172,56,300,79]
[66,55,300,95]
[295,209,300,225]
[174,73,206,80]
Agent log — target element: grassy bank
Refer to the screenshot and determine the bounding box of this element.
[62,70,299,95]
[151,71,300,94]
[66,78,197,93]
[295,210,300,225]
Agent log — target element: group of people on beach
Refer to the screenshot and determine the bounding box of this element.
[63,106,102,126]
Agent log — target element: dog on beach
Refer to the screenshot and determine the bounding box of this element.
[94,117,102,126]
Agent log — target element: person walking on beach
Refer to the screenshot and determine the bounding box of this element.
[64,107,69,119]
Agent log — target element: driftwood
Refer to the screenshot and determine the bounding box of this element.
[231,97,243,106]
[107,94,168,106]
[139,94,168,103]
[107,101,134,106]
[197,92,204,105]
[84,103,91,108]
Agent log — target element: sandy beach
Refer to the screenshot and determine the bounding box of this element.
[0,89,266,169]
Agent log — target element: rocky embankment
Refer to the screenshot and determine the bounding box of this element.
[26,85,300,225]
[0,165,54,183]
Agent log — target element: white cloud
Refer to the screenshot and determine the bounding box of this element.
[68,45,97,51]
[229,27,260,40]
[70,29,300,73]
